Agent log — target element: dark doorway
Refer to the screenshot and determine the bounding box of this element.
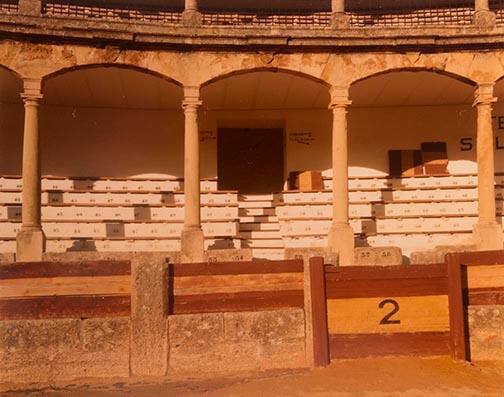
[217,128,284,194]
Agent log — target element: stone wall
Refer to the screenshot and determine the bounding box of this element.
[468,305,504,360]
[0,317,130,388]
[168,309,306,374]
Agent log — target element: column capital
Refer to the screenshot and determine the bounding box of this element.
[473,83,497,107]
[182,85,202,109]
[329,85,351,109]
[21,78,43,104]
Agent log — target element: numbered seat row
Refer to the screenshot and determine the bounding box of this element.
[0,177,219,192]
[5,174,503,193]
[279,216,481,236]
[280,187,497,204]
[0,221,239,239]
[0,191,238,206]
[0,205,239,222]
[323,174,489,191]
[277,201,503,219]
[0,237,241,253]
[282,232,472,252]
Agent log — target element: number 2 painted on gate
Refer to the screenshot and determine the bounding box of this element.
[379,299,401,325]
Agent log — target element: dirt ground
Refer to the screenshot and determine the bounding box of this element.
[3,357,504,397]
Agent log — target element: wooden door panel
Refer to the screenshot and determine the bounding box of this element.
[218,128,284,194]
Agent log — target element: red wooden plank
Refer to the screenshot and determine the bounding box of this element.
[172,259,303,277]
[325,263,447,280]
[0,261,131,279]
[448,250,504,266]
[309,257,330,367]
[329,332,451,359]
[0,295,131,320]
[325,277,448,299]
[171,290,304,314]
[447,256,467,362]
[466,287,504,305]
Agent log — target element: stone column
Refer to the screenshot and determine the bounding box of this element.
[16,78,45,262]
[182,0,202,26]
[181,86,204,262]
[331,0,349,28]
[19,0,42,16]
[474,0,496,27]
[327,86,354,265]
[472,83,503,250]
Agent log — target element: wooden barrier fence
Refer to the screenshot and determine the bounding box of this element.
[446,250,504,360]
[168,259,304,314]
[308,257,466,366]
[0,260,131,320]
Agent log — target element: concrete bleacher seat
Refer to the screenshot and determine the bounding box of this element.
[0,173,501,255]
[0,176,240,253]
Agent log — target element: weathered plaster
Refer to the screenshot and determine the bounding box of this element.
[3,41,504,89]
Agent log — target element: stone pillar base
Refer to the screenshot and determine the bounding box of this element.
[16,228,45,262]
[182,10,202,26]
[473,10,496,28]
[19,0,42,16]
[472,221,503,250]
[327,223,355,266]
[331,12,350,29]
[181,228,204,263]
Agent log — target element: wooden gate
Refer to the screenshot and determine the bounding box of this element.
[308,258,466,366]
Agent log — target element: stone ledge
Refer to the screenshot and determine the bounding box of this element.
[1,13,504,49]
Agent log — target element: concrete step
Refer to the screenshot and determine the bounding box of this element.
[239,230,283,239]
[239,222,280,232]
[238,201,276,209]
[251,248,285,260]
[239,208,277,216]
[242,239,284,248]
[239,216,279,223]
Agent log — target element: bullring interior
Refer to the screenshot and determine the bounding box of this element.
[1,64,503,260]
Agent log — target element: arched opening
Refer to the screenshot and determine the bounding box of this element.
[201,70,330,194]
[42,65,183,178]
[349,70,477,255]
[0,66,23,176]
[349,70,476,176]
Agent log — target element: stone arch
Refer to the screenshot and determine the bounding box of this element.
[200,66,331,89]
[42,63,183,87]
[350,67,477,88]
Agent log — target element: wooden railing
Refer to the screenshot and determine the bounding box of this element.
[0,1,500,28]
[42,1,182,24]
[348,6,474,27]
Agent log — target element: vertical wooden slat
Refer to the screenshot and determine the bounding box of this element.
[308,257,330,367]
[446,253,468,362]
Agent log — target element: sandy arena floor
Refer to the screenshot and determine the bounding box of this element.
[3,357,504,397]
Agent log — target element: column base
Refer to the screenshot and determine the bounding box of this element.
[473,10,496,28]
[182,10,202,26]
[472,221,504,250]
[327,223,355,266]
[16,227,45,262]
[19,0,42,16]
[181,228,205,263]
[331,12,350,29]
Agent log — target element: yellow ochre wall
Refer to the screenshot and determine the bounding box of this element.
[1,103,504,179]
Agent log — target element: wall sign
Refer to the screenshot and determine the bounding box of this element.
[200,130,216,143]
[289,132,315,146]
[460,115,504,151]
